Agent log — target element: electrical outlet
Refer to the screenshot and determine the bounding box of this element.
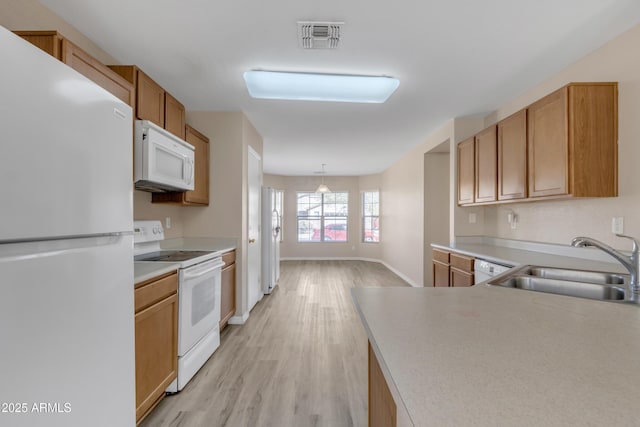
[468,213,477,224]
[165,216,171,229]
[611,217,623,234]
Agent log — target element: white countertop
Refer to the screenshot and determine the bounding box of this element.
[134,263,179,285]
[352,285,640,426]
[432,237,628,274]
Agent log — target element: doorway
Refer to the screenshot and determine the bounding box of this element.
[247,147,262,312]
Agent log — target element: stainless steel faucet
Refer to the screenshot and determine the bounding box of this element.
[571,234,639,303]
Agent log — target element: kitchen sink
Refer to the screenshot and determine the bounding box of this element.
[527,267,626,285]
[488,265,629,302]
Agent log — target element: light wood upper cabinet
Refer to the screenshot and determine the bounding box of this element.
[457,137,475,205]
[457,82,617,206]
[152,125,210,206]
[528,83,617,199]
[110,65,191,143]
[136,69,165,127]
[527,87,568,197]
[474,125,498,203]
[164,92,186,140]
[498,110,527,201]
[14,31,133,106]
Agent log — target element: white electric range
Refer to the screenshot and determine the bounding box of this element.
[134,220,225,393]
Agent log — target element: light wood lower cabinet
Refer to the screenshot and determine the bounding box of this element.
[432,248,450,287]
[450,252,475,287]
[220,250,236,330]
[369,342,396,427]
[432,249,475,287]
[134,271,178,425]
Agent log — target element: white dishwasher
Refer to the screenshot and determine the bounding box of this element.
[474,259,512,284]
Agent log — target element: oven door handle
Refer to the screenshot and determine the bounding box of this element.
[182,260,225,280]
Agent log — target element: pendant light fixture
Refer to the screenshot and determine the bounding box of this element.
[316,164,331,193]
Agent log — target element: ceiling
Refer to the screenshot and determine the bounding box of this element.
[41,0,640,176]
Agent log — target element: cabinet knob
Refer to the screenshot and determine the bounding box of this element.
[249,238,256,243]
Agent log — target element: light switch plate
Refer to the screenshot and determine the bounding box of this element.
[468,213,477,224]
[611,217,623,234]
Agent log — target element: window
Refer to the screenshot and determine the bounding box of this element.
[297,192,348,242]
[362,191,379,242]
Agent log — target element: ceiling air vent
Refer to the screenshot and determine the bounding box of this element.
[297,21,344,49]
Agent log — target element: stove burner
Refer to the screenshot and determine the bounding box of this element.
[134,250,214,262]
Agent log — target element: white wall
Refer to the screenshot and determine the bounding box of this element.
[0,0,117,64]
[183,111,263,322]
[479,23,640,251]
[423,151,450,286]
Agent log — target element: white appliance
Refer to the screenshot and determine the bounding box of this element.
[134,119,195,192]
[474,259,511,284]
[0,28,135,427]
[133,221,224,392]
[261,187,281,294]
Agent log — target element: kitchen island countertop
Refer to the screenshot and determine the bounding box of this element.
[352,285,640,426]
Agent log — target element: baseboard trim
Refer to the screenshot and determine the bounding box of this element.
[228,312,249,325]
[280,257,420,287]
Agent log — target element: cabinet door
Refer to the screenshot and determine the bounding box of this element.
[567,83,618,197]
[433,261,450,287]
[136,69,165,127]
[14,31,63,59]
[475,126,497,203]
[498,110,527,200]
[164,92,186,139]
[220,261,236,330]
[369,342,397,427]
[61,39,134,106]
[184,125,210,205]
[457,137,475,205]
[135,293,178,422]
[528,87,568,197]
[450,268,474,287]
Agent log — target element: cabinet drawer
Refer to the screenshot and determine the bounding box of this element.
[450,253,474,273]
[222,250,236,266]
[450,268,474,287]
[432,248,449,264]
[135,272,178,313]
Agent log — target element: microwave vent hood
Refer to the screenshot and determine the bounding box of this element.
[134,120,195,193]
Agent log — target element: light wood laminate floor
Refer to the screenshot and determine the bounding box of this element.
[140,260,409,427]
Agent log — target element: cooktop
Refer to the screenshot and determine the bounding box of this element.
[134,250,214,262]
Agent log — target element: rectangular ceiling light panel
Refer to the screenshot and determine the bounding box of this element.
[243,71,400,103]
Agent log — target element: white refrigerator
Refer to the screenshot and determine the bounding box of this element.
[261,187,281,294]
[0,27,135,426]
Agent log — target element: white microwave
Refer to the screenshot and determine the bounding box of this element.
[134,120,195,192]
